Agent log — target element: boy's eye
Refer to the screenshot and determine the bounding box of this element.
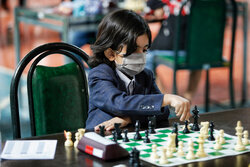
[143,49,148,53]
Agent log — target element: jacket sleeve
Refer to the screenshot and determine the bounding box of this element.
[88,67,168,117]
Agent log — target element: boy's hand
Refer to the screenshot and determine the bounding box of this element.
[95,117,131,131]
[163,94,191,121]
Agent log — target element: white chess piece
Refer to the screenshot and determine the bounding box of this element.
[167,133,176,153]
[242,130,249,146]
[74,132,80,147]
[219,129,226,144]
[196,134,207,157]
[78,128,86,139]
[200,122,209,139]
[234,121,246,151]
[213,135,222,150]
[159,147,168,164]
[65,131,73,147]
[177,141,185,157]
[150,144,159,160]
[186,139,195,160]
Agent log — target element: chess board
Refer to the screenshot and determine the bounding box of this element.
[106,125,250,167]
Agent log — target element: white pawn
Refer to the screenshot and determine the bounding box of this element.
[177,141,185,157]
[196,134,207,158]
[213,135,222,150]
[186,139,195,160]
[78,128,86,139]
[243,130,249,146]
[219,129,226,144]
[65,131,73,147]
[159,147,168,164]
[74,132,80,147]
[150,144,159,160]
[166,145,173,158]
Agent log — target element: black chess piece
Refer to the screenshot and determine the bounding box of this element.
[123,129,130,142]
[191,105,200,131]
[129,147,135,166]
[112,131,117,142]
[143,130,151,143]
[148,120,156,134]
[133,147,141,167]
[183,120,190,134]
[134,120,142,140]
[148,116,156,134]
[172,122,179,147]
[114,123,123,139]
[99,125,105,137]
[208,121,215,141]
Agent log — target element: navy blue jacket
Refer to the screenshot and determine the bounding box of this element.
[86,64,169,129]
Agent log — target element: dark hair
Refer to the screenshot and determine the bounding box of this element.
[88,9,152,68]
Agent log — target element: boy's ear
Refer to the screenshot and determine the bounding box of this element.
[104,48,116,61]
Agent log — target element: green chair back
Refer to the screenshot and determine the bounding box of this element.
[32,63,88,136]
[185,0,226,67]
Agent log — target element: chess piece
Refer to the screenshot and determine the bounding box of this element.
[213,135,222,150]
[65,131,73,147]
[123,129,130,142]
[177,141,185,157]
[191,105,200,131]
[196,134,207,157]
[78,128,86,139]
[129,147,141,167]
[219,129,226,144]
[74,132,80,147]
[148,120,156,134]
[143,130,151,143]
[234,121,246,151]
[208,121,215,141]
[200,122,209,139]
[150,144,159,160]
[243,130,249,145]
[167,133,176,153]
[186,139,195,160]
[183,120,190,134]
[134,120,142,140]
[99,125,105,137]
[159,147,168,164]
[148,116,156,134]
[112,131,117,142]
[114,123,123,139]
[172,122,179,147]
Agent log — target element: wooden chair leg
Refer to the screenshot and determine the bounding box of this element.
[205,69,210,112]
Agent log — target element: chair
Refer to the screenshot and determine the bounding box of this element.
[10,42,89,139]
[153,0,237,112]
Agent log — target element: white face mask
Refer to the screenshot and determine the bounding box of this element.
[115,53,146,77]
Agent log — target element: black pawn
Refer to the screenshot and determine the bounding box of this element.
[191,105,200,131]
[112,131,117,142]
[129,147,141,167]
[134,120,142,140]
[183,120,190,134]
[99,125,105,137]
[148,120,156,134]
[123,129,130,142]
[133,147,141,167]
[208,121,215,141]
[114,123,123,139]
[143,130,151,143]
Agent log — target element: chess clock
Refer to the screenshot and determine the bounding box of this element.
[77,132,129,160]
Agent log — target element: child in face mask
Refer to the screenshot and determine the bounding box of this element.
[86,9,191,131]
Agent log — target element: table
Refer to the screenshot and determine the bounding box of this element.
[14,6,104,64]
[1,108,250,167]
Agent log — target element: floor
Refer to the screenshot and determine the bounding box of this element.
[0,1,250,142]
